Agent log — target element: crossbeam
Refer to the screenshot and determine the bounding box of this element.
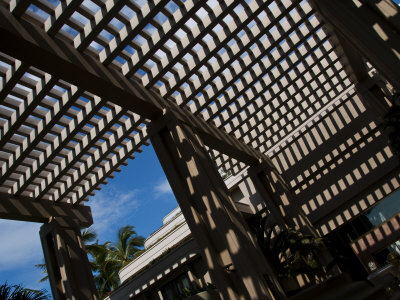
[311,0,400,91]
[0,6,263,166]
[0,6,162,119]
[0,193,93,227]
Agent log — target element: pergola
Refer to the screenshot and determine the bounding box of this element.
[0,0,399,299]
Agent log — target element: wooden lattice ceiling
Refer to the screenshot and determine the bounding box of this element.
[1,0,395,232]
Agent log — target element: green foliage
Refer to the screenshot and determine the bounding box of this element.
[0,282,49,300]
[88,241,120,297]
[271,227,324,279]
[108,225,145,268]
[88,225,144,298]
[250,211,324,279]
[81,227,98,244]
[90,225,144,297]
[32,263,48,283]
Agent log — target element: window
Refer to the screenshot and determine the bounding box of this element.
[160,272,192,300]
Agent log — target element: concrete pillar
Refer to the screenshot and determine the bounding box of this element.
[40,217,99,300]
[311,0,400,92]
[149,113,281,300]
[248,162,317,236]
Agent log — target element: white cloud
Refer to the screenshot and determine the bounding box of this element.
[0,220,42,271]
[154,179,173,198]
[89,188,140,236]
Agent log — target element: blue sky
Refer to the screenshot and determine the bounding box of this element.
[0,144,178,294]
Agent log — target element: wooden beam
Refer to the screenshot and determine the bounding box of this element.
[0,6,163,120]
[334,32,370,83]
[149,118,276,299]
[311,0,400,91]
[0,6,263,166]
[165,101,264,165]
[0,193,93,227]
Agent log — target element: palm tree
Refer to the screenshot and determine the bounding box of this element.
[108,225,145,269]
[0,282,49,300]
[90,225,145,297]
[81,227,98,245]
[88,226,144,297]
[33,263,48,284]
[89,241,120,297]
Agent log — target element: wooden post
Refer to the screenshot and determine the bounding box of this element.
[40,217,99,300]
[149,113,280,300]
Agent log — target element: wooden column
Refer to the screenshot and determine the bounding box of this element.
[40,217,99,300]
[149,113,279,300]
[356,77,391,116]
[248,162,317,236]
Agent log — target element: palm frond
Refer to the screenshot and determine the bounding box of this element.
[81,227,98,244]
[0,282,49,300]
